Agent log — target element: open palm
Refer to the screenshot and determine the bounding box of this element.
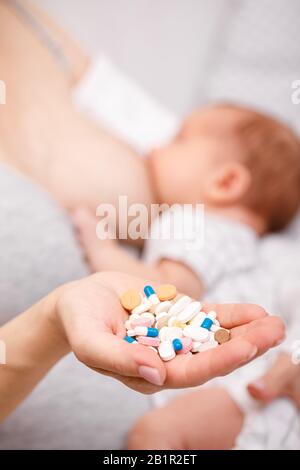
[57,271,285,394]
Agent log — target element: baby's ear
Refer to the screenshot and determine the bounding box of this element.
[208,161,251,205]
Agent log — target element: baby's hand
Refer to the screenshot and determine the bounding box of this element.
[248,352,300,408]
[72,207,118,272]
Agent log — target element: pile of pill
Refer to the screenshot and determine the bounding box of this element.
[121,284,230,361]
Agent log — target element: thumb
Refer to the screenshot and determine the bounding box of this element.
[247,353,294,402]
[77,332,166,387]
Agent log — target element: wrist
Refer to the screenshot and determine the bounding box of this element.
[42,285,72,360]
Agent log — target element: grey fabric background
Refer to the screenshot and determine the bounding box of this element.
[0,165,151,449]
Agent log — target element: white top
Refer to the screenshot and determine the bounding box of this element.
[144,207,300,319]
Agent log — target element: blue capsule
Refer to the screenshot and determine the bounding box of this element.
[172,338,183,351]
[124,335,136,343]
[201,318,213,330]
[144,285,155,298]
[147,327,159,337]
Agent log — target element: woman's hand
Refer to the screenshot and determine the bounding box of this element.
[0,270,286,421]
[55,271,285,394]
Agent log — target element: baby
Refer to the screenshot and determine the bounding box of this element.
[74,103,300,449]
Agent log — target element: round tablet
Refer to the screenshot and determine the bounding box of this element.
[120,289,141,311]
[157,284,177,301]
[214,328,231,344]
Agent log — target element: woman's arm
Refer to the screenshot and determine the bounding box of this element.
[0,286,69,422]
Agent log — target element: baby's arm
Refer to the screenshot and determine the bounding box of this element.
[127,388,244,450]
[73,208,203,299]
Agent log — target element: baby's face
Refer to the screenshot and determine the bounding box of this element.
[148,106,242,205]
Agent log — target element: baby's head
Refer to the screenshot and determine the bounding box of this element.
[149,104,300,233]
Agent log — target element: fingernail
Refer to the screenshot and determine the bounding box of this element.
[249,380,266,391]
[138,366,163,386]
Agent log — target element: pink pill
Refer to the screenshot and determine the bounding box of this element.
[177,337,193,354]
[131,317,152,328]
[137,336,160,347]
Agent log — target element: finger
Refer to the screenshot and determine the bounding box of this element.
[90,367,161,394]
[76,332,167,387]
[202,303,267,329]
[247,353,296,402]
[230,316,285,354]
[166,337,258,388]
[91,271,162,299]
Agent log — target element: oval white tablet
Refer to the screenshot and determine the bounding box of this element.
[140,312,155,325]
[183,325,210,342]
[211,325,221,333]
[191,341,202,353]
[177,301,201,323]
[168,296,192,316]
[155,313,170,330]
[155,301,172,315]
[167,316,179,327]
[158,340,176,361]
[189,312,207,327]
[131,302,151,315]
[164,326,183,341]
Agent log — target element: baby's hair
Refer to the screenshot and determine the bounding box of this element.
[216,103,300,232]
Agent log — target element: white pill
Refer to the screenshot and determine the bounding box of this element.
[207,310,217,321]
[177,301,201,323]
[159,326,169,341]
[189,312,207,327]
[158,340,176,361]
[159,326,183,341]
[130,313,142,322]
[140,312,155,325]
[148,293,160,306]
[156,311,169,321]
[127,329,137,337]
[211,324,221,333]
[164,326,183,341]
[131,302,152,315]
[191,341,202,353]
[183,325,210,342]
[155,301,172,315]
[168,296,192,316]
[134,326,148,336]
[148,304,157,314]
[209,331,216,342]
[155,313,170,330]
[167,316,179,327]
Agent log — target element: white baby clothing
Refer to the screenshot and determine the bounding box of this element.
[144,207,300,448]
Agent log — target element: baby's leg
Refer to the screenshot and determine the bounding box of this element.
[127,388,244,450]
